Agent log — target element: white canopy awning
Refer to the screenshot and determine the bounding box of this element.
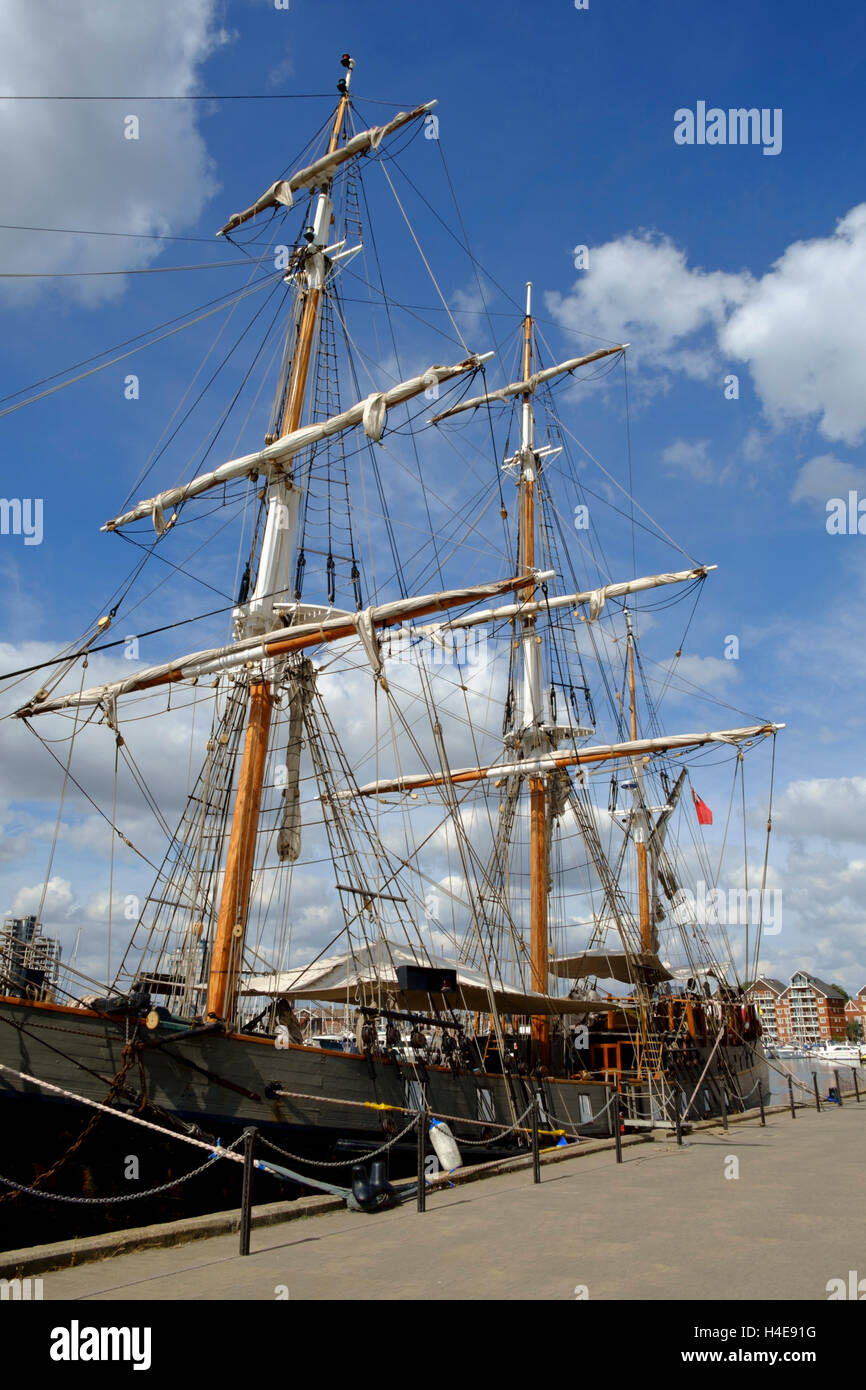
[549,950,672,984]
[242,939,605,1015]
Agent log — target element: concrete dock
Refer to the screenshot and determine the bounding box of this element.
[8,1101,864,1301]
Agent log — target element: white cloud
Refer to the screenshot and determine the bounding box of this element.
[547,205,866,445]
[546,230,751,381]
[791,454,866,504]
[0,0,229,301]
[11,874,75,918]
[661,438,733,484]
[721,206,866,444]
[772,776,866,845]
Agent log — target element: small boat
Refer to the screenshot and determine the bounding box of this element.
[808,1042,862,1066]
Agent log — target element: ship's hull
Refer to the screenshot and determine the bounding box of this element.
[0,996,768,1247]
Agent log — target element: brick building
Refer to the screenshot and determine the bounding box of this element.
[747,971,848,1044]
[781,972,847,1043]
[844,986,866,1038]
[747,977,789,1045]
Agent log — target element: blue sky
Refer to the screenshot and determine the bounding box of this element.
[1,0,865,995]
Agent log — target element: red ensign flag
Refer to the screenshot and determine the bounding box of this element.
[692,789,713,825]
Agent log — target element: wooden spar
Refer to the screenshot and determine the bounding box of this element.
[627,616,652,953]
[206,682,274,1020]
[278,85,348,438]
[342,723,782,796]
[17,573,540,716]
[529,775,549,1052]
[520,284,550,1067]
[205,74,350,1024]
[428,342,629,423]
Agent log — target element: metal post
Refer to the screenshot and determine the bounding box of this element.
[853,1068,860,1103]
[531,1095,541,1184]
[788,1075,796,1118]
[834,1069,843,1105]
[416,1109,426,1213]
[812,1071,821,1113]
[239,1126,257,1257]
[674,1088,683,1147]
[720,1085,728,1131]
[613,1088,623,1165]
[758,1083,766,1127]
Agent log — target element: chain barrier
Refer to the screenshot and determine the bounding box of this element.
[256,1115,420,1168]
[455,1101,539,1146]
[0,1136,245,1206]
[0,1046,143,1206]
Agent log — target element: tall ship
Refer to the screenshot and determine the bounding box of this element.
[0,55,777,1242]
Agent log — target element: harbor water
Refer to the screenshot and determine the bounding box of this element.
[767,1055,865,1104]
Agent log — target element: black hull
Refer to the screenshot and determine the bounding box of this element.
[0,997,769,1248]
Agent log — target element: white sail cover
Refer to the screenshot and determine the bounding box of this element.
[242,939,600,1015]
[216,102,437,236]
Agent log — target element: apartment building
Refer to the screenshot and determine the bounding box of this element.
[747,971,847,1044]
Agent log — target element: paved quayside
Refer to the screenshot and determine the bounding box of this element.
[12,1101,865,1301]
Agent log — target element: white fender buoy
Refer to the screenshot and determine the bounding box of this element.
[428,1118,463,1172]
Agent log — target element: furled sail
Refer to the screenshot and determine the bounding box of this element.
[277,660,315,862]
[647,767,687,947]
[103,353,492,533]
[340,723,784,797]
[403,565,716,638]
[216,101,437,236]
[429,344,628,423]
[17,572,541,717]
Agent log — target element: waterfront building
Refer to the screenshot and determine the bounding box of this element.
[747,977,789,1045]
[747,972,848,1044]
[0,916,61,1000]
[780,972,847,1044]
[844,987,866,1038]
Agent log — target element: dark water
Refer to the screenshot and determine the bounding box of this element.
[767,1056,865,1104]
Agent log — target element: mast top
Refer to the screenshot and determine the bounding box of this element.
[525,281,532,317]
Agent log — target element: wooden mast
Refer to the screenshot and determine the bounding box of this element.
[626,613,652,953]
[518,284,550,1068]
[205,61,353,1023]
